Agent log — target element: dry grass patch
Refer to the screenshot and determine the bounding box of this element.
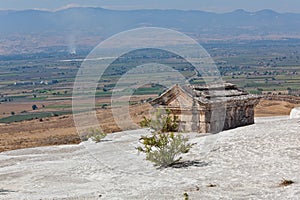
[207,184,217,188]
[279,179,294,187]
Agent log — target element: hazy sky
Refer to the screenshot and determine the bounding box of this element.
[0,0,299,13]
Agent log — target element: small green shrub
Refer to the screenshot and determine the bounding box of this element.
[139,116,151,128]
[137,132,194,168]
[91,134,107,143]
[140,108,179,133]
[162,110,178,132]
[32,104,38,110]
[183,192,189,200]
[82,128,107,143]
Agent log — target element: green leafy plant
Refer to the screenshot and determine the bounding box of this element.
[139,116,151,128]
[32,104,38,110]
[140,108,179,133]
[137,132,194,168]
[183,192,189,200]
[162,110,179,132]
[82,128,107,143]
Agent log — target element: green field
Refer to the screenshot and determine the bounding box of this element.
[1,39,300,123]
[0,111,72,123]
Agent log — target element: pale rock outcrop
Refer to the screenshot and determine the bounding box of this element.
[290,107,300,119]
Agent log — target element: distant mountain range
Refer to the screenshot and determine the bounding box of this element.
[1,7,300,55]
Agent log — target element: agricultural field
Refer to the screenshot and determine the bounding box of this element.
[0,39,300,152]
[0,39,300,124]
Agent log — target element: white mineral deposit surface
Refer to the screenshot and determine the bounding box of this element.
[290,107,300,119]
[0,116,299,199]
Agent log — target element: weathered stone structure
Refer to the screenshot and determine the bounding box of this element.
[150,83,260,133]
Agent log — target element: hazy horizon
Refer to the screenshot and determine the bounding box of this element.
[0,0,299,13]
[0,7,299,15]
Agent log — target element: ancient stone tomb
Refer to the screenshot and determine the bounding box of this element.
[150,83,260,133]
